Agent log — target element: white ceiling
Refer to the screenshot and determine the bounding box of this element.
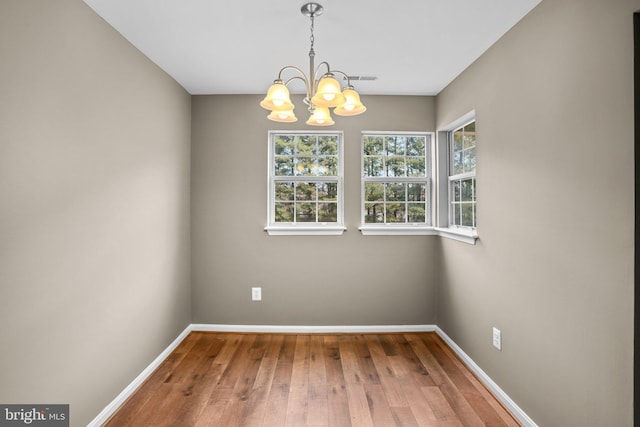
[82,0,541,96]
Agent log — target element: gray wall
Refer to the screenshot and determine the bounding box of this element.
[0,1,191,426]
[191,94,439,326]
[435,0,636,425]
[1,0,636,426]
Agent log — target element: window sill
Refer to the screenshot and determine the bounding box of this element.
[435,227,478,245]
[264,225,346,236]
[358,225,478,244]
[359,225,439,236]
[264,224,477,242]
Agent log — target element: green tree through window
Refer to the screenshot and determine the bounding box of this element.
[362,133,431,226]
[449,121,476,228]
[269,132,343,232]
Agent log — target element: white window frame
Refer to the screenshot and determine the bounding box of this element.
[265,131,346,236]
[436,111,478,244]
[359,131,437,236]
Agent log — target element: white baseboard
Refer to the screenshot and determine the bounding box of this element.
[87,325,192,427]
[90,323,535,427]
[190,323,437,334]
[434,326,537,427]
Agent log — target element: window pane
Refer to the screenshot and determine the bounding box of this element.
[318,156,337,176]
[275,182,294,201]
[471,203,478,227]
[461,203,474,227]
[386,157,405,177]
[294,157,314,176]
[464,120,476,133]
[452,203,461,225]
[318,135,338,155]
[463,135,475,149]
[364,203,384,223]
[296,202,315,222]
[296,182,315,201]
[365,182,384,202]
[275,202,294,222]
[463,123,476,149]
[453,131,464,152]
[407,183,425,201]
[363,136,384,155]
[452,180,461,202]
[387,183,406,201]
[275,135,294,155]
[452,151,463,175]
[461,179,473,201]
[318,182,337,201]
[463,147,476,173]
[318,203,337,222]
[364,157,384,177]
[452,121,476,174]
[296,135,316,155]
[406,157,426,177]
[275,156,294,176]
[386,203,405,223]
[406,136,425,156]
[408,203,426,222]
[386,136,405,156]
[473,203,477,226]
[452,177,476,226]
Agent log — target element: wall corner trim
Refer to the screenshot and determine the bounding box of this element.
[89,324,536,427]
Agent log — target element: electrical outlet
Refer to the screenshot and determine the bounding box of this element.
[251,287,262,301]
[492,327,502,350]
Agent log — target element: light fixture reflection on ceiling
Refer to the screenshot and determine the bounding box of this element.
[260,2,366,125]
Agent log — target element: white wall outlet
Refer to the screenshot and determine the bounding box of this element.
[251,287,262,301]
[492,327,502,350]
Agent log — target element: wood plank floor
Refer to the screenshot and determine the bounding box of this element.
[104,332,521,427]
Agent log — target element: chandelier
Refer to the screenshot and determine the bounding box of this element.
[259,2,366,126]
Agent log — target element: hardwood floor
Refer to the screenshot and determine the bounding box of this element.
[104,332,520,426]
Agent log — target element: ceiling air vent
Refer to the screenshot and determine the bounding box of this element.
[344,76,378,81]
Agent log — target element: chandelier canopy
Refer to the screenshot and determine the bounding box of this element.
[260,3,366,126]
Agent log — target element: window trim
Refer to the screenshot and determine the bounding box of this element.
[359,131,435,236]
[436,111,478,244]
[265,130,346,236]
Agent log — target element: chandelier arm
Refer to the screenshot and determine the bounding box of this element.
[313,61,333,80]
[277,65,307,81]
[283,76,310,90]
[277,66,312,96]
[329,69,352,86]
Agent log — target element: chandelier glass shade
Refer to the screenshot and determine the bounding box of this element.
[267,108,297,123]
[260,81,294,111]
[260,3,366,125]
[306,106,334,126]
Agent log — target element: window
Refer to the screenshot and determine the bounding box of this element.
[436,111,478,244]
[266,131,345,235]
[449,120,476,228]
[360,132,435,235]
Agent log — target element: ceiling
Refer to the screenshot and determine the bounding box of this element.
[82,0,541,96]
